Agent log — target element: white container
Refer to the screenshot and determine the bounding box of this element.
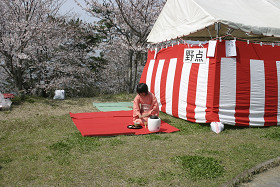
[53,90,65,100]
[148,118,161,132]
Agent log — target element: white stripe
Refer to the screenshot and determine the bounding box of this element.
[219,58,236,125]
[146,59,155,91]
[178,63,192,120]
[194,59,209,123]
[155,60,164,110]
[277,61,280,125]
[249,59,265,126]
[165,58,177,115]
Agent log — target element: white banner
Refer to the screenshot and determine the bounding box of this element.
[226,40,237,57]
[183,48,207,63]
[207,40,217,57]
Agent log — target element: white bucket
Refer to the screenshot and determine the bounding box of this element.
[148,118,161,132]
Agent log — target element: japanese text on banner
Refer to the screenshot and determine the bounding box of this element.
[226,40,237,57]
[183,48,207,63]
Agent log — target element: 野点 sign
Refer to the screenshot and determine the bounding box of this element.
[183,48,207,63]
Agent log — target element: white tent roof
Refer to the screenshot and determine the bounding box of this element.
[147,0,280,43]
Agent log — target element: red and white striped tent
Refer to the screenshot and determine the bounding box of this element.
[140,41,280,126]
[140,0,280,126]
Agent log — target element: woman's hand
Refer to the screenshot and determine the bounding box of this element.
[139,111,152,118]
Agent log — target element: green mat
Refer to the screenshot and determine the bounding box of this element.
[93,102,133,111]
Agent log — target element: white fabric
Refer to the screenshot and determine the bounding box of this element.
[277,61,280,125]
[0,93,12,110]
[0,93,3,105]
[267,0,280,9]
[146,60,155,92]
[219,58,237,125]
[148,0,280,43]
[165,58,177,116]
[249,60,265,126]
[178,63,192,120]
[225,40,237,57]
[155,59,165,109]
[194,60,209,123]
[207,40,217,57]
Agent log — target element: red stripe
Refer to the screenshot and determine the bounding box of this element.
[213,59,221,123]
[186,64,200,122]
[235,58,250,126]
[205,58,220,122]
[150,60,159,95]
[206,41,222,123]
[160,60,170,113]
[139,50,153,83]
[264,60,278,126]
[172,60,183,118]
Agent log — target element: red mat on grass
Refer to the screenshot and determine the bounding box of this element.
[70,110,179,136]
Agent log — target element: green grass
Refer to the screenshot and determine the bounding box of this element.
[1,95,280,186]
[173,155,225,180]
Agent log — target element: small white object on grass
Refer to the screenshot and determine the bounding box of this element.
[210,122,224,134]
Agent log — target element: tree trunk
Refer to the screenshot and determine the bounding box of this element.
[127,49,133,93]
[130,51,141,93]
[15,66,23,91]
[12,59,24,94]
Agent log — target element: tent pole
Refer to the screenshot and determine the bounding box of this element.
[206,27,212,39]
[215,22,221,39]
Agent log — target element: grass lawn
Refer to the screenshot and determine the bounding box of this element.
[1,94,280,186]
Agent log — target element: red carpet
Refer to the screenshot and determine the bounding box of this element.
[70,110,180,136]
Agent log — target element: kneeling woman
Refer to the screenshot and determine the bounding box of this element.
[133,83,159,126]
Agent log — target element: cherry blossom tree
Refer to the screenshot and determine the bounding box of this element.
[28,18,105,97]
[0,0,104,96]
[0,0,61,92]
[76,0,165,93]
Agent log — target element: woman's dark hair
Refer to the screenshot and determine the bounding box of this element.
[136,83,148,95]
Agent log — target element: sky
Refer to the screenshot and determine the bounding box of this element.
[59,0,96,23]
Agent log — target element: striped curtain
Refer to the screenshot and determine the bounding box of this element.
[140,41,280,126]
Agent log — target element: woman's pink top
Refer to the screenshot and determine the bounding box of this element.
[133,92,159,124]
